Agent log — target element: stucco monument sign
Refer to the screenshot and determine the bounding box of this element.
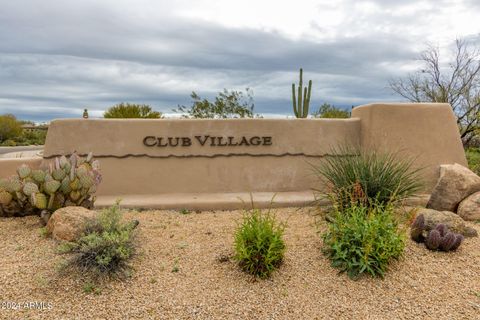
[0,103,468,209]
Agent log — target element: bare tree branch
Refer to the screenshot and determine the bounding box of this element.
[389,38,480,146]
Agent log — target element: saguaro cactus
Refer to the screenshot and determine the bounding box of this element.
[292,68,312,118]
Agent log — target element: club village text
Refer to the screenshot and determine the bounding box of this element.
[143,135,273,147]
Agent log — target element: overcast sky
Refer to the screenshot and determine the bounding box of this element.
[0,0,479,121]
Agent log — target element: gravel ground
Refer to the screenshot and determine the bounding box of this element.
[0,208,479,320]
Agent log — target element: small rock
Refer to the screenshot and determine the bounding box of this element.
[457,191,480,221]
[416,208,478,237]
[46,206,98,241]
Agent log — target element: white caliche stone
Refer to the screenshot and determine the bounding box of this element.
[427,163,480,212]
[46,206,97,242]
[457,191,480,221]
[417,208,478,237]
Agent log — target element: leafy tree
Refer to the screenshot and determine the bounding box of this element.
[390,39,480,146]
[0,114,23,142]
[174,88,255,118]
[104,103,162,118]
[312,103,350,118]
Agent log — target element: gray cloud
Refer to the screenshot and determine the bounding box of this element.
[0,0,479,121]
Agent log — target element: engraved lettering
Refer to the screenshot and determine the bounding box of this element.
[144,135,273,148]
[168,137,180,147]
[181,137,192,146]
[227,136,238,146]
[157,137,168,147]
[195,135,210,146]
[238,136,250,146]
[143,136,156,147]
[262,136,272,146]
[210,136,216,146]
[217,137,228,146]
[249,136,261,146]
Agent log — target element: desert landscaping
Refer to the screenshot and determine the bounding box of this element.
[3,2,480,319]
[0,207,479,320]
[1,103,480,319]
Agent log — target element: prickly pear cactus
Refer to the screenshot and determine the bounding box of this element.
[0,151,101,222]
[0,189,12,205]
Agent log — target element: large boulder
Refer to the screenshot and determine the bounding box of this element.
[457,191,480,221]
[46,206,98,242]
[417,208,478,237]
[427,163,480,212]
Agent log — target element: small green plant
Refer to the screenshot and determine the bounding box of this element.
[179,208,191,215]
[39,227,48,238]
[59,202,137,278]
[322,201,405,279]
[56,241,77,254]
[313,145,422,208]
[233,209,286,279]
[34,274,50,288]
[172,258,180,273]
[83,282,101,295]
[292,68,312,118]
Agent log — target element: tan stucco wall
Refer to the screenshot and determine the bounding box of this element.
[351,103,467,190]
[42,118,361,195]
[1,103,467,202]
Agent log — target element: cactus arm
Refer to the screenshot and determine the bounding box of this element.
[297,86,302,116]
[306,79,312,117]
[292,84,298,117]
[303,87,308,118]
[298,68,303,112]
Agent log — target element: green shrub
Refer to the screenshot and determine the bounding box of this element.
[466,148,480,175]
[312,103,350,118]
[59,203,137,277]
[313,145,422,208]
[0,114,23,143]
[233,209,285,278]
[104,103,162,118]
[322,201,405,279]
[16,129,47,145]
[1,139,17,146]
